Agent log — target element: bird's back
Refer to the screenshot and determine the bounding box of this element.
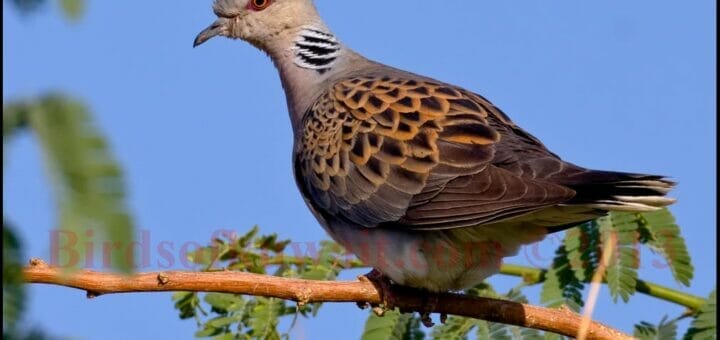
[294,64,674,233]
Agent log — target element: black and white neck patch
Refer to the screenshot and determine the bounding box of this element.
[293,26,341,74]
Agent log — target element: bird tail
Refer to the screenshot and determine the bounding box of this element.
[563,170,676,212]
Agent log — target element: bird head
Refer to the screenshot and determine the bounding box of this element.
[194,0,322,49]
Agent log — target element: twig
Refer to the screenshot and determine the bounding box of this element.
[23,258,632,340]
[499,264,706,311]
[578,233,617,340]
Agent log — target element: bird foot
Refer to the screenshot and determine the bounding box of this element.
[357,269,447,327]
[419,294,440,327]
[357,269,397,314]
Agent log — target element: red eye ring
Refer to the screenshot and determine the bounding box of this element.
[248,0,271,11]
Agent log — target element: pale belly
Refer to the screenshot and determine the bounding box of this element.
[324,220,548,292]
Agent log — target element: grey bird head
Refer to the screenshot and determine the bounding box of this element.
[194,0,322,49]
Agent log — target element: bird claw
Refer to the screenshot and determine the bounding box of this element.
[420,311,435,327]
[357,269,397,313]
[418,294,440,327]
[358,269,445,327]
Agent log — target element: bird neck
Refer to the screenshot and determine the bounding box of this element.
[263,24,364,131]
[289,25,343,75]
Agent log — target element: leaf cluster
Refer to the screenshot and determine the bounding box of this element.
[4,94,134,338]
[5,96,136,272]
[537,210,707,339]
[173,227,357,339]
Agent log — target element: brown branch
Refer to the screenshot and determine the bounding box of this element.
[23,259,632,339]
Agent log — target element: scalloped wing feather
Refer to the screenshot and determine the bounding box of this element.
[296,76,576,229]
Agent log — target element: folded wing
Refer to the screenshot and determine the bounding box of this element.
[296,76,579,229]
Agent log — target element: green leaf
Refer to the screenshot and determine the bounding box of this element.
[639,209,694,286]
[475,320,512,340]
[2,221,26,332]
[540,245,584,311]
[504,287,530,304]
[204,293,245,314]
[174,292,201,320]
[311,241,345,279]
[299,265,335,281]
[542,333,565,340]
[4,101,30,175]
[600,213,640,303]
[634,316,678,340]
[58,0,85,21]
[195,326,224,338]
[211,333,237,340]
[401,315,424,340]
[254,234,291,253]
[248,297,282,340]
[432,315,474,340]
[515,327,544,340]
[437,284,548,340]
[207,316,241,329]
[17,95,135,273]
[684,288,716,340]
[237,226,260,249]
[362,309,423,340]
[3,102,29,144]
[564,221,600,282]
[297,241,345,315]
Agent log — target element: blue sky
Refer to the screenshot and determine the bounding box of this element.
[3,0,716,339]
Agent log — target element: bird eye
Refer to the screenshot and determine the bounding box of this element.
[249,0,271,11]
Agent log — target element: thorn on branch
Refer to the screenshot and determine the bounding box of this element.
[157,273,170,285]
[295,287,312,307]
[29,258,48,268]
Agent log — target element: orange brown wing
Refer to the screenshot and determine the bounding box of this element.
[296,76,575,229]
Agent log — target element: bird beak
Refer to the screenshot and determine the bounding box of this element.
[193,19,228,48]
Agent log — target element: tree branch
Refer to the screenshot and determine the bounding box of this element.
[23,259,632,339]
[240,256,706,311]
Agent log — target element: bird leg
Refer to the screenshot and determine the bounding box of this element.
[358,269,446,327]
[357,268,397,315]
[419,294,440,327]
